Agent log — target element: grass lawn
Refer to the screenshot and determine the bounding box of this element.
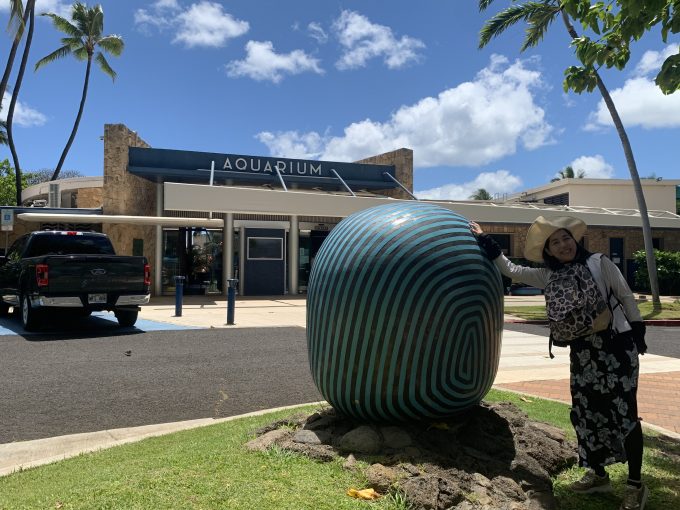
[1,389,679,509]
[505,299,680,321]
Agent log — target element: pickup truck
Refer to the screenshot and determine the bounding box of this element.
[0,230,150,330]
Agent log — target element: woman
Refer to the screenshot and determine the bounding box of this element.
[470,216,648,510]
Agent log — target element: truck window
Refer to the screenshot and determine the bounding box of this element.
[24,235,116,257]
[6,235,29,261]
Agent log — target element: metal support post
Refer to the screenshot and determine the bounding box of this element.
[174,276,185,317]
[226,278,238,325]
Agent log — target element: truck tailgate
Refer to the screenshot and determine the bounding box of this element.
[39,255,147,294]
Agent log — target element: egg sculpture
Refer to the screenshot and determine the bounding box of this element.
[306,202,504,422]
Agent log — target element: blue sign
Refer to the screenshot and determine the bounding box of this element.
[127,147,398,191]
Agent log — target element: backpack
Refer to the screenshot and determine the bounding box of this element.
[544,261,612,351]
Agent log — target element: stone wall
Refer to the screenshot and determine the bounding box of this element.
[355,148,414,200]
[102,124,157,286]
[75,187,102,209]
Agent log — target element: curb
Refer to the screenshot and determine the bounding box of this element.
[0,401,326,478]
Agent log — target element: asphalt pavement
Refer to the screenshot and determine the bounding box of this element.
[0,327,319,444]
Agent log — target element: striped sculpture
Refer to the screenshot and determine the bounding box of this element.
[306,202,503,422]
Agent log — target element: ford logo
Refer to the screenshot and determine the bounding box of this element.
[91,268,107,276]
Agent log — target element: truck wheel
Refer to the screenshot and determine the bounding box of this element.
[21,295,40,331]
[115,310,138,327]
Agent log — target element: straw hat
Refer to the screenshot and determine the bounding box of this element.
[523,215,587,262]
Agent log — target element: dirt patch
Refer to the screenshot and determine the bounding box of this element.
[246,401,578,509]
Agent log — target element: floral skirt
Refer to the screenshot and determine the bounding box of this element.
[569,330,640,469]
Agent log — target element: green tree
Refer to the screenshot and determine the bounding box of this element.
[0,120,7,145]
[5,0,35,206]
[479,0,662,307]
[469,188,493,200]
[0,158,27,205]
[560,0,680,95]
[35,2,123,181]
[550,164,586,182]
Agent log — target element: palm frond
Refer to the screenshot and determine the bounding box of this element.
[522,4,562,50]
[91,7,105,38]
[98,35,124,56]
[60,36,84,50]
[95,52,116,81]
[6,0,25,36]
[73,47,88,61]
[480,4,534,48]
[34,45,72,71]
[479,1,560,50]
[42,12,81,38]
[478,0,496,12]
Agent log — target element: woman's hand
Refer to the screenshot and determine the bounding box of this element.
[469,221,483,236]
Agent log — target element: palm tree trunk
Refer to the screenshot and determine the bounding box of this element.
[561,10,661,307]
[0,1,32,111]
[51,55,92,181]
[6,1,35,206]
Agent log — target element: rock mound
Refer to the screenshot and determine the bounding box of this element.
[246,401,578,510]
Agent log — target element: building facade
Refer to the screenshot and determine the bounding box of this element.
[11,123,680,296]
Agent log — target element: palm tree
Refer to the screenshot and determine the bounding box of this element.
[479,0,661,307]
[0,1,29,112]
[0,120,7,145]
[5,0,35,205]
[550,165,585,182]
[469,188,493,200]
[35,2,124,181]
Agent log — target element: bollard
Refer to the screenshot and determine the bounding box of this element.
[226,278,238,325]
[174,276,185,317]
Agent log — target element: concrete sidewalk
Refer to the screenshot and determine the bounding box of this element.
[2,295,679,477]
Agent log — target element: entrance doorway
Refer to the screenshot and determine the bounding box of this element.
[161,228,224,295]
[244,228,285,295]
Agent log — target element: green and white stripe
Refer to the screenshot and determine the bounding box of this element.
[307,202,503,422]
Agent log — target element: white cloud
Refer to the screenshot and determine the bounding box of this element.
[634,44,679,77]
[586,45,680,130]
[226,41,323,83]
[0,1,71,17]
[257,55,552,167]
[34,0,71,17]
[308,22,328,44]
[174,2,249,48]
[135,1,249,48]
[1,92,47,127]
[416,170,523,200]
[332,10,424,70]
[586,77,680,129]
[569,155,614,178]
[256,131,326,159]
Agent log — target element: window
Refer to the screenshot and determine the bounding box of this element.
[247,237,283,260]
[543,193,569,206]
[653,238,663,250]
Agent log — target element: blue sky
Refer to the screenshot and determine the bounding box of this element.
[1,0,678,200]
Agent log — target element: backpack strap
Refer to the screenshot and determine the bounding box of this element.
[587,253,629,333]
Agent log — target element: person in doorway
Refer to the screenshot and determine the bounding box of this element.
[470,216,648,510]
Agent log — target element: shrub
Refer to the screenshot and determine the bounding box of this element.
[633,249,680,295]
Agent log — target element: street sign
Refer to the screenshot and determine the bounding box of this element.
[1,209,14,231]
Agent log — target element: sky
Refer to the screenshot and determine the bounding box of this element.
[1,0,679,201]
